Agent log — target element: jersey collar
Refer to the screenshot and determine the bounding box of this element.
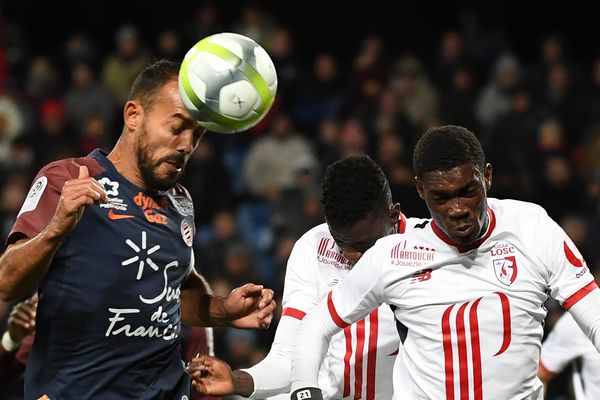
[431,208,496,253]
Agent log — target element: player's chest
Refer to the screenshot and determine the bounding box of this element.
[389,239,548,315]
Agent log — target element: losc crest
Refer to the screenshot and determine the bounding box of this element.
[493,255,518,286]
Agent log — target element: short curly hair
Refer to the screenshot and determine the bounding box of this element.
[413,125,485,177]
[321,154,391,228]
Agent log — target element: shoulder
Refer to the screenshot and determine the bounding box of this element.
[488,198,550,224]
[294,222,331,250]
[37,156,105,181]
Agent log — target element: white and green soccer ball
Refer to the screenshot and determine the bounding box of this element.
[179,32,278,134]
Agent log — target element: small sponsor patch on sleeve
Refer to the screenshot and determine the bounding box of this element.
[18,176,48,216]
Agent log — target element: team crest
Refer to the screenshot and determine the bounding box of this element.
[171,196,194,217]
[493,255,518,286]
[180,220,194,247]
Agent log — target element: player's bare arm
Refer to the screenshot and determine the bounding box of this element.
[187,354,254,397]
[0,166,107,301]
[180,269,275,329]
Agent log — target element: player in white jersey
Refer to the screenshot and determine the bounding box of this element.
[539,308,600,399]
[188,155,428,399]
[291,125,600,400]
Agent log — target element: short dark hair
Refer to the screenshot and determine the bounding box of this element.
[322,154,391,228]
[127,59,180,110]
[413,125,485,177]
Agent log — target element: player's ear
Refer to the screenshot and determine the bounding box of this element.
[389,203,400,225]
[484,163,492,191]
[123,100,143,132]
[415,176,425,199]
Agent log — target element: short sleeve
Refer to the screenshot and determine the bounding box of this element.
[328,244,385,327]
[281,237,320,318]
[538,208,596,307]
[7,162,74,245]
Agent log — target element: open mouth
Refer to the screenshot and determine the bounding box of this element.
[164,160,183,173]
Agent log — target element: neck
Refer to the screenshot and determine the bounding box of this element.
[107,134,147,189]
[477,209,490,239]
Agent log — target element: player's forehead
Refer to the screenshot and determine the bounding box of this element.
[152,81,199,126]
[421,162,482,191]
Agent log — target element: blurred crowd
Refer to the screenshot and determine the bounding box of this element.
[0,3,599,399]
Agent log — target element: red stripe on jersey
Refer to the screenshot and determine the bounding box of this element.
[431,208,496,253]
[327,292,349,328]
[563,281,599,310]
[494,292,512,356]
[366,309,379,400]
[398,212,407,233]
[354,320,366,399]
[456,302,470,400]
[442,305,455,400]
[469,298,483,400]
[281,307,306,320]
[343,326,352,398]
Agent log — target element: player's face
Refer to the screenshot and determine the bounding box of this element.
[416,161,492,244]
[329,203,400,264]
[136,80,206,191]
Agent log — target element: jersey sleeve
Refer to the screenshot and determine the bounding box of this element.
[540,313,589,373]
[291,244,386,391]
[536,207,597,308]
[241,236,318,397]
[242,315,300,398]
[280,236,320,317]
[327,244,386,326]
[7,161,75,245]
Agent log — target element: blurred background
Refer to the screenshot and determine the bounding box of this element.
[0,1,599,399]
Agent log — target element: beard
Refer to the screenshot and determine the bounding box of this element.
[136,124,185,191]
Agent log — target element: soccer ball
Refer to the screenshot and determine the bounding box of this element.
[178,32,278,134]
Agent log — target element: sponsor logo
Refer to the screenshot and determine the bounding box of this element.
[98,177,120,197]
[108,209,135,220]
[410,268,433,284]
[121,231,161,280]
[18,176,48,216]
[181,220,194,247]
[390,240,435,267]
[317,237,353,271]
[98,177,128,211]
[134,192,169,224]
[576,266,589,279]
[493,255,518,286]
[327,278,340,287]
[563,240,585,268]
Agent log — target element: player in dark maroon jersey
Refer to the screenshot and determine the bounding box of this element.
[0,60,276,400]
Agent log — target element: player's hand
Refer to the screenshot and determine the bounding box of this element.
[7,294,38,343]
[223,283,275,329]
[50,165,108,235]
[188,355,235,396]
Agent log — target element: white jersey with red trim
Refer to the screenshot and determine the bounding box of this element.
[278,213,427,400]
[540,311,600,400]
[323,198,596,400]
